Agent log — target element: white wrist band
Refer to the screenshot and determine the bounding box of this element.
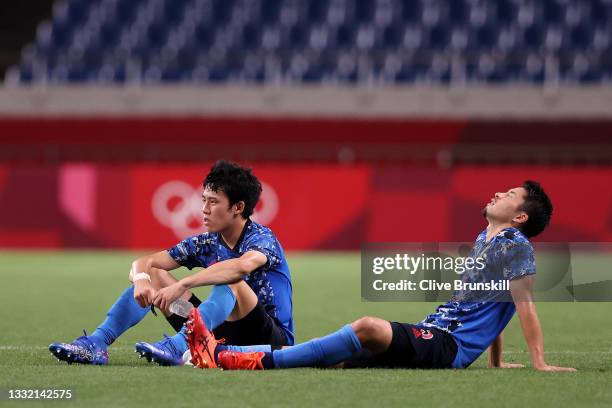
[133,272,151,283]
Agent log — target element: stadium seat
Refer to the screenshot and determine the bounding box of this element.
[11,0,612,84]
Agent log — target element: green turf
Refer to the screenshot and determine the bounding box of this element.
[0,251,610,408]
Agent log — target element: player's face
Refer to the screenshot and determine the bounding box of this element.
[201,187,240,233]
[483,186,528,224]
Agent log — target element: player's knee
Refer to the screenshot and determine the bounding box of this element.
[148,267,177,289]
[227,282,241,298]
[352,316,384,343]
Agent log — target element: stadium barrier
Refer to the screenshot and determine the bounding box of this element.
[0,163,609,249]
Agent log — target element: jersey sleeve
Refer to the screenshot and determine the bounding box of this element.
[242,229,282,270]
[502,242,536,281]
[167,234,211,270]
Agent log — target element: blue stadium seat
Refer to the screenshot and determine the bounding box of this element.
[49,22,73,50]
[240,23,263,51]
[18,64,34,83]
[335,24,357,50]
[99,22,121,51]
[395,60,428,83]
[522,54,545,84]
[15,0,612,84]
[116,0,140,24]
[161,65,188,82]
[542,0,564,26]
[448,0,469,26]
[495,0,518,26]
[207,65,232,82]
[61,0,89,25]
[288,24,310,50]
[570,25,594,50]
[301,64,327,82]
[428,56,452,83]
[426,25,451,50]
[307,0,330,24]
[522,25,544,50]
[212,0,236,26]
[355,0,376,24]
[590,0,611,28]
[382,23,404,50]
[146,22,169,51]
[400,0,423,24]
[66,64,95,82]
[473,25,498,51]
[163,0,188,26]
[261,0,283,24]
[194,23,216,50]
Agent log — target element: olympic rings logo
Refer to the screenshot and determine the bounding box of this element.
[151,180,279,239]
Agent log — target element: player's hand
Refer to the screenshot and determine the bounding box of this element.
[153,281,187,312]
[535,364,577,372]
[133,280,156,308]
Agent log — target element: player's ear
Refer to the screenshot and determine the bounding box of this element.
[233,201,245,216]
[513,212,528,226]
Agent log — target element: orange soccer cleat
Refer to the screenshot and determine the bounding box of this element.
[185,308,221,369]
[217,350,265,370]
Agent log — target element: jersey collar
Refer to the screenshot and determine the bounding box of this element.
[220,218,252,251]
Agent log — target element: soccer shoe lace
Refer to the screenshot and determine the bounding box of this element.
[49,330,109,365]
[185,308,223,369]
[134,334,184,366]
[155,333,182,358]
[218,351,265,370]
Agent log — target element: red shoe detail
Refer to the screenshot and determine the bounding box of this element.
[218,351,265,370]
[185,308,221,369]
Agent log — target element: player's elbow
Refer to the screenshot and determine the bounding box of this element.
[236,252,267,277]
[236,259,255,276]
[130,257,156,278]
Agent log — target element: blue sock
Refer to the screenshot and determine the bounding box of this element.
[89,286,149,347]
[271,324,361,368]
[166,285,237,355]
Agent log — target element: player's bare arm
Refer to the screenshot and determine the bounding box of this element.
[510,276,576,372]
[487,332,525,368]
[129,251,180,308]
[152,250,267,310]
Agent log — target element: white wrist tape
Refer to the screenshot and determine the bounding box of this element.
[133,272,151,283]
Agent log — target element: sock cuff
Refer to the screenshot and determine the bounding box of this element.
[341,324,362,351]
[271,349,283,368]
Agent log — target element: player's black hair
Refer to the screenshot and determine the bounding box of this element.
[517,180,553,238]
[203,160,262,219]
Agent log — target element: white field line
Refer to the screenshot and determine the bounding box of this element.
[1,345,611,354]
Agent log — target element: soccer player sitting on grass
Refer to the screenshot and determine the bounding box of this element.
[49,161,294,366]
[185,181,576,372]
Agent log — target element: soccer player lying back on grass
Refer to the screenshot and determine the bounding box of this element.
[49,161,294,366]
[185,181,576,372]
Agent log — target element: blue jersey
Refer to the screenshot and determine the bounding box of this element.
[167,219,294,345]
[419,227,536,368]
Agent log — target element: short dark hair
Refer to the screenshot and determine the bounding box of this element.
[203,160,262,219]
[517,180,553,238]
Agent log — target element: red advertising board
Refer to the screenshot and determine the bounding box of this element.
[0,163,610,249]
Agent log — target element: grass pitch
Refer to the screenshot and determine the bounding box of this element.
[0,251,611,408]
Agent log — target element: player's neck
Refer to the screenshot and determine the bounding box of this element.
[485,220,514,242]
[220,217,248,249]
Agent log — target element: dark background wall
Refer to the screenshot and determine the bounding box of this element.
[0,1,54,80]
